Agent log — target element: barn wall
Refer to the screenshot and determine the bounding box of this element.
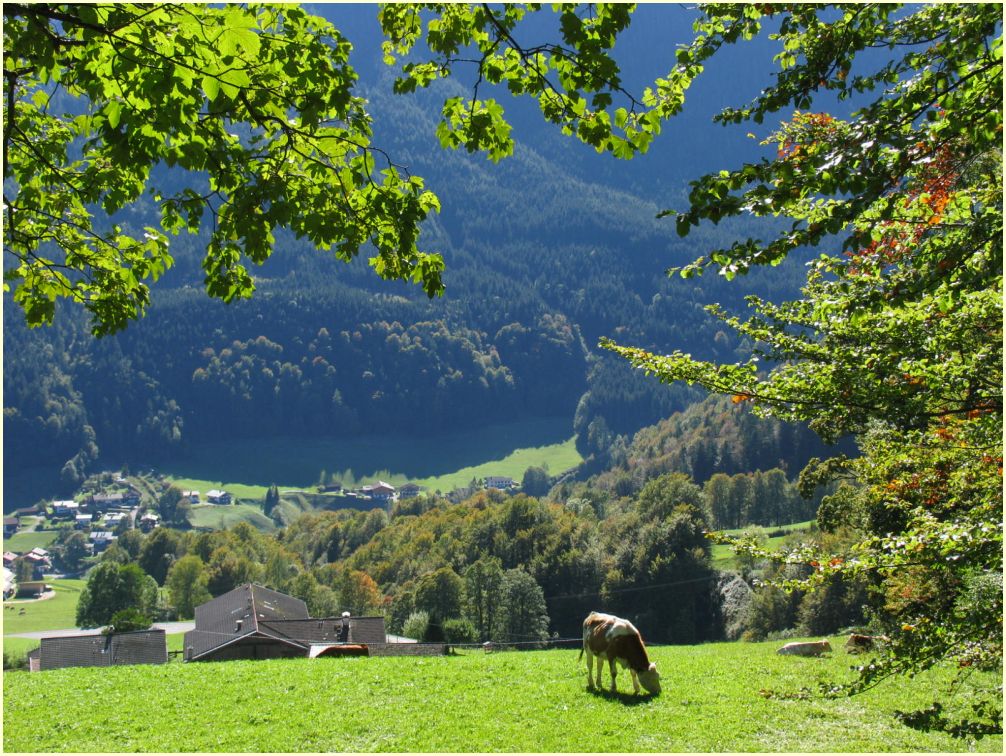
[367,643,447,657]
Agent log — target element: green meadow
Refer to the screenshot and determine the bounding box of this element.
[1,579,86,636]
[710,520,816,570]
[3,640,999,752]
[159,417,582,500]
[2,528,59,553]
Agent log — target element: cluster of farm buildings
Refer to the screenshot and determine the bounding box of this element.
[25,583,444,673]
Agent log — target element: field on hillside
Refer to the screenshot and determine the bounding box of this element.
[710,520,816,570]
[4,640,1000,752]
[2,579,86,636]
[158,417,581,499]
[2,528,59,553]
[186,502,278,532]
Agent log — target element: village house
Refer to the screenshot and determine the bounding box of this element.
[205,490,232,505]
[484,476,516,490]
[16,580,50,599]
[88,531,116,552]
[74,513,93,530]
[360,481,396,502]
[139,512,160,533]
[52,500,79,518]
[102,512,127,528]
[89,492,124,511]
[24,548,52,577]
[182,490,201,504]
[3,516,19,538]
[29,629,167,672]
[398,483,424,499]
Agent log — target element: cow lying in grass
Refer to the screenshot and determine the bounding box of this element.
[580,611,661,695]
[776,640,832,656]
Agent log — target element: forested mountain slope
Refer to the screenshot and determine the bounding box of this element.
[3,23,808,506]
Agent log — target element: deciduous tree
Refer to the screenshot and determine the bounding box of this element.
[76,561,158,628]
[3,3,443,335]
[385,2,1001,730]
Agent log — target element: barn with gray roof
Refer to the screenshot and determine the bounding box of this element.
[183,583,389,662]
[32,629,167,671]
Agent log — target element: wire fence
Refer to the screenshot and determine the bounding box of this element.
[447,636,583,653]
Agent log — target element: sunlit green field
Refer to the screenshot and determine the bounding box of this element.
[3,640,999,752]
[710,520,816,570]
[185,502,278,532]
[2,528,59,553]
[1,579,86,636]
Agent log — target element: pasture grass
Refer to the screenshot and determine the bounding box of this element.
[710,520,816,570]
[1,579,86,635]
[2,636,40,659]
[186,502,277,532]
[3,639,1000,752]
[414,435,581,493]
[2,528,59,553]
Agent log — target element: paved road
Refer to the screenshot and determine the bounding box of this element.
[5,621,194,639]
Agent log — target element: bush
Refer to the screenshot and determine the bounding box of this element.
[103,608,152,634]
[402,610,430,642]
[3,649,32,671]
[442,617,477,644]
[742,584,801,641]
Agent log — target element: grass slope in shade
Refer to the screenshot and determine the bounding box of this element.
[158,417,580,494]
[4,642,1000,752]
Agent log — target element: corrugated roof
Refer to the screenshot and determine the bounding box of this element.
[39,630,166,671]
[186,586,387,661]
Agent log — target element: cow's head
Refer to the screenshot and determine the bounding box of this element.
[638,662,661,694]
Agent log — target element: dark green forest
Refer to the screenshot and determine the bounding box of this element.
[3,71,812,505]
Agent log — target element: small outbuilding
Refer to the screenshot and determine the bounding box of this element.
[34,629,167,671]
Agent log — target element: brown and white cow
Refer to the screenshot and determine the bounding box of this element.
[776,640,832,656]
[580,611,661,695]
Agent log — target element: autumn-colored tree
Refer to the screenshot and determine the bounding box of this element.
[384,2,1001,732]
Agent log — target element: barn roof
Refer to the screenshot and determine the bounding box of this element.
[38,630,167,671]
[184,584,386,661]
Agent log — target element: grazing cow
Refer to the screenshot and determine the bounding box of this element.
[776,640,832,656]
[580,611,661,695]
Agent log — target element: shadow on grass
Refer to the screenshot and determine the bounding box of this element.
[586,686,659,706]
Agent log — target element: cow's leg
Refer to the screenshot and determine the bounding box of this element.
[608,656,618,692]
[629,669,641,694]
[584,649,595,689]
[594,654,604,689]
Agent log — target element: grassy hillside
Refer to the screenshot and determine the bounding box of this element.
[2,528,59,553]
[710,520,816,570]
[4,640,999,752]
[1,579,86,636]
[161,418,581,509]
[186,502,278,532]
